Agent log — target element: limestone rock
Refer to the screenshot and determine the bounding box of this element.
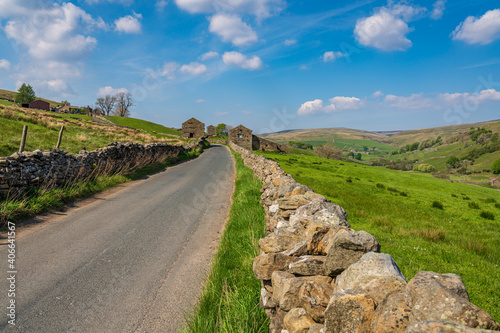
[253,253,297,280]
[272,271,295,304]
[406,320,500,333]
[324,290,377,333]
[266,307,287,333]
[334,252,407,304]
[298,278,334,322]
[316,227,352,256]
[289,256,327,276]
[289,198,349,228]
[261,287,279,309]
[308,323,326,333]
[406,271,500,330]
[280,276,332,311]
[283,308,316,333]
[324,231,381,276]
[259,228,305,253]
[282,241,309,257]
[371,289,410,333]
[278,192,325,211]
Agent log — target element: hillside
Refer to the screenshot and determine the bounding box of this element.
[0,88,62,108]
[104,116,181,136]
[0,105,183,157]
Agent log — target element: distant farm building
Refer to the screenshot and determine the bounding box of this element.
[252,136,284,152]
[182,117,205,139]
[28,100,50,111]
[207,125,216,136]
[229,125,253,150]
[58,105,80,113]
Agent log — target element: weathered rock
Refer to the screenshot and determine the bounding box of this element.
[259,227,305,253]
[308,323,326,333]
[278,192,325,211]
[406,320,500,333]
[406,271,500,330]
[289,256,327,276]
[261,287,279,308]
[266,307,287,333]
[324,290,377,333]
[371,289,411,333]
[253,253,297,280]
[280,276,332,311]
[289,198,349,228]
[316,227,352,255]
[271,271,295,304]
[283,240,309,257]
[283,308,316,333]
[324,230,381,276]
[334,252,407,304]
[298,277,334,322]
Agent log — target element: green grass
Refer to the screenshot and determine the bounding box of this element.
[105,116,181,136]
[0,100,14,106]
[256,151,500,322]
[0,149,203,227]
[183,149,268,333]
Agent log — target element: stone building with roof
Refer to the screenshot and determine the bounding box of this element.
[182,117,205,139]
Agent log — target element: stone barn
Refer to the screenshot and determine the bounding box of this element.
[182,117,205,139]
[206,125,216,136]
[29,100,50,111]
[229,125,252,150]
[252,135,284,152]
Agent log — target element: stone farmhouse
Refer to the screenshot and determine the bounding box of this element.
[21,99,50,111]
[229,124,284,152]
[182,117,205,139]
[206,125,216,136]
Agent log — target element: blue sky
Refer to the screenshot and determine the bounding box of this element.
[1,0,500,133]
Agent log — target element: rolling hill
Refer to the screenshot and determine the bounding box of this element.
[0,88,62,108]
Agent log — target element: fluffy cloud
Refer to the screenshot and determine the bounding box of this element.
[180,62,207,75]
[438,89,500,105]
[354,9,412,51]
[452,9,500,45]
[174,0,283,20]
[323,51,346,62]
[298,96,362,115]
[97,86,129,96]
[160,62,180,79]
[372,90,384,97]
[430,0,446,20]
[115,13,142,34]
[222,51,263,70]
[209,14,258,46]
[4,2,105,61]
[0,59,11,71]
[200,51,219,60]
[384,93,433,109]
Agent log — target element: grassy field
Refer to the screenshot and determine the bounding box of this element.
[0,88,62,108]
[0,106,182,156]
[256,151,500,322]
[105,115,181,136]
[183,149,268,332]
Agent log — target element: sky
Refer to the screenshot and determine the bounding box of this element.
[0,0,500,133]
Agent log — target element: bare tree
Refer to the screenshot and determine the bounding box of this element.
[95,95,117,116]
[314,145,343,160]
[114,92,133,117]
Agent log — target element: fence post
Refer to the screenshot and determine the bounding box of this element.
[19,125,28,153]
[56,126,65,149]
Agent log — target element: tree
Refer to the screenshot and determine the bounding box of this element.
[492,159,500,174]
[113,92,133,117]
[355,153,362,160]
[216,123,227,136]
[95,95,117,116]
[446,156,460,168]
[313,145,343,160]
[60,100,70,106]
[15,83,36,104]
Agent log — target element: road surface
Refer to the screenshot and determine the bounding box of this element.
[0,145,235,332]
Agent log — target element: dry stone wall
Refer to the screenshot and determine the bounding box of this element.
[229,141,500,333]
[0,140,205,196]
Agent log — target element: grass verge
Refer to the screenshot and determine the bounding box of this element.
[0,149,203,228]
[183,149,268,333]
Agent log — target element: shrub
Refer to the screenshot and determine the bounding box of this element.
[468,202,480,209]
[376,183,385,189]
[413,163,435,173]
[446,156,460,168]
[462,196,470,200]
[346,178,353,183]
[313,145,343,160]
[492,159,500,174]
[480,211,495,220]
[431,201,444,209]
[495,203,500,209]
[399,191,408,197]
[451,193,458,198]
[387,187,398,192]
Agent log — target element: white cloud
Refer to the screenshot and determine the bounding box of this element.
[323,51,346,62]
[45,79,68,92]
[389,3,426,21]
[438,89,500,106]
[4,2,105,61]
[155,0,169,10]
[174,0,283,20]
[372,90,383,97]
[222,51,263,70]
[97,86,129,96]
[430,0,446,20]
[209,14,258,46]
[452,9,500,45]
[284,39,297,46]
[160,62,180,79]
[329,96,363,110]
[180,62,207,75]
[299,65,309,70]
[214,111,229,116]
[384,93,433,109]
[0,59,11,71]
[200,51,219,60]
[298,99,331,116]
[86,0,133,4]
[354,8,412,51]
[115,12,142,34]
[195,99,206,103]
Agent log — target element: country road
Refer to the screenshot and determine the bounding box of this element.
[0,145,235,332]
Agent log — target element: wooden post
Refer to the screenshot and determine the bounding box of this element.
[19,125,28,153]
[56,126,65,149]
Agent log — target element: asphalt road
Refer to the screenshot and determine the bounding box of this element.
[0,145,235,332]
